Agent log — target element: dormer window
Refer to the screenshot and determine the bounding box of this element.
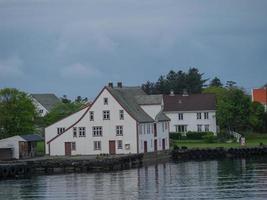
[104,98,108,105]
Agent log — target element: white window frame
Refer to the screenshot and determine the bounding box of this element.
[57,127,65,135]
[94,141,101,150]
[197,112,202,120]
[89,111,94,121]
[175,125,187,133]
[116,126,123,136]
[103,110,110,120]
[119,110,124,120]
[205,124,210,132]
[73,127,77,137]
[104,98,108,105]
[204,112,209,119]
[71,142,76,151]
[79,127,86,137]
[117,140,123,149]
[197,124,202,132]
[178,113,183,120]
[93,126,103,137]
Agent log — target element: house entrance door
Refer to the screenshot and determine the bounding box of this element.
[109,140,116,155]
[65,142,71,156]
[144,141,147,153]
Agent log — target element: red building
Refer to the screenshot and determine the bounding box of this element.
[252,87,267,111]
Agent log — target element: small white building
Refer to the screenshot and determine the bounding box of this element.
[45,83,170,156]
[31,93,60,117]
[163,92,217,134]
[0,134,43,160]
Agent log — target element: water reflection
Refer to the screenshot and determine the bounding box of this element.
[1,158,267,199]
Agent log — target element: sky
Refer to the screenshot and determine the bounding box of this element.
[0,0,267,100]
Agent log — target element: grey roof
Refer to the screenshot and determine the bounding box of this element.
[31,93,60,111]
[155,111,170,122]
[20,134,43,142]
[135,95,163,105]
[163,93,216,112]
[107,87,155,123]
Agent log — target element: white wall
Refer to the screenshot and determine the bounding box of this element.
[45,107,89,154]
[140,105,162,119]
[48,88,138,156]
[0,136,22,159]
[138,121,169,153]
[165,110,217,134]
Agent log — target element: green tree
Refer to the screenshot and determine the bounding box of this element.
[142,67,207,95]
[0,88,37,139]
[209,77,223,87]
[44,101,85,126]
[249,102,265,132]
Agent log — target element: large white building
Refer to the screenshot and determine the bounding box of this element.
[163,92,217,134]
[45,83,170,156]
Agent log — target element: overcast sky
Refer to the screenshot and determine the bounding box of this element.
[0,0,266,100]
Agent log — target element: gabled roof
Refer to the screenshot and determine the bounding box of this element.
[135,95,163,105]
[155,111,170,121]
[107,87,155,123]
[31,93,60,111]
[163,93,216,112]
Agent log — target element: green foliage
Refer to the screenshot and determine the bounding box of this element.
[44,102,85,126]
[202,132,217,143]
[186,131,213,140]
[142,68,207,95]
[204,86,265,132]
[249,102,265,132]
[169,132,186,140]
[0,88,37,139]
[209,77,223,87]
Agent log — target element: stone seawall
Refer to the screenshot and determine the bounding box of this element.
[171,147,267,160]
[0,154,143,179]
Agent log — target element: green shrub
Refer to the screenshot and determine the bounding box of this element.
[170,132,183,140]
[202,132,217,143]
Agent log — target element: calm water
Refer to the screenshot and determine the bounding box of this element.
[1,158,267,200]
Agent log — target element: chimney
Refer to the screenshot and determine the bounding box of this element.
[117,82,122,88]
[182,89,189,96]
[170,89,174,96]
[108,82,113,88]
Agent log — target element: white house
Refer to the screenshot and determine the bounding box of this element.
[163,92,217,135]
[45,83,170,156]
[31,94,60,117]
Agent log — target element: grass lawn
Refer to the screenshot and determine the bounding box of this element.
[172,135,267,149]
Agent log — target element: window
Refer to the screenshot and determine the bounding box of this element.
[197,112,202,119]
[119,110,124,120]
[204,112,209,119]
[175,125,187,133]
[79,127,86,137]
[178,113,183,120]
[165,122,168,130]
[39,109,43,114]
[205,124,209,132]
[162,122,164,132]
[71,142,76,151]
[197,124,202,132]
[94,141,101,150]
[116,126,123,136]
[57,127,65,135]
[93,126,103,137]
[103,110,110,120]
[117,140,123,149]
[73,127,77,137]
[147,124,150,134]
[143,124,146,134]
[139,124,142,135]
[104,98,108,105]
[89,111,94,121]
